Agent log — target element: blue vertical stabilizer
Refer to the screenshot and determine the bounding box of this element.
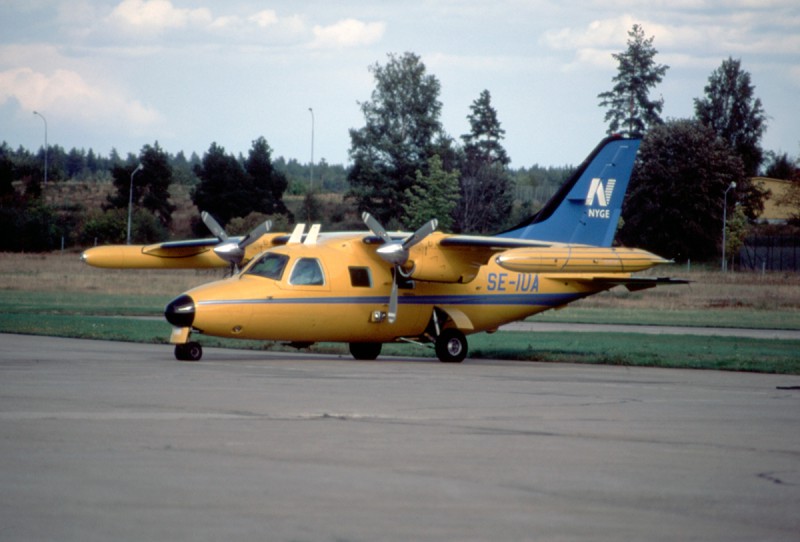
[499,136,641,246]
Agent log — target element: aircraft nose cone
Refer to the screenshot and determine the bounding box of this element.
[165,294,195,327]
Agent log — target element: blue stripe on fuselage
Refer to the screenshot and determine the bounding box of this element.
[196,292,583,308]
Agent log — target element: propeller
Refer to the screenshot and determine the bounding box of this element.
[201,211,272,270]
[362,212,438,323]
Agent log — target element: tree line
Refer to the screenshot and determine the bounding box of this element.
[2,26,799,262]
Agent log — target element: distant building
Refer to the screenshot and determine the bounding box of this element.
[739,177,799,272]
[752,177,797,224]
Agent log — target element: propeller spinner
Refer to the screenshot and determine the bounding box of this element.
[201,211,272,269]
[362,212,438,323]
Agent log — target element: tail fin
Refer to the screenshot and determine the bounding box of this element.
[499,136,641,246]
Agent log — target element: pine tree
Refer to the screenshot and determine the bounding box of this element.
[192,138,291,232]
[244,136,290,217]
[455,90,513,233]
[107,142,175,228]
[598,24,669,137]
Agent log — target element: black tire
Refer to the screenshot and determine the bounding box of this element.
[175,342,203,362]
[435,329,468,363]
[349,342,382,360]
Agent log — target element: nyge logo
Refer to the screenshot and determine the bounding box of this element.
[585,178,616,207]
[585,178,616,219]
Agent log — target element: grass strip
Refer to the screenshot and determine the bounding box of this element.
[2,313,798,374]
[465,332,800,374]
[0,290,170,316]
[3,290,798,330]
[532,307,800,330]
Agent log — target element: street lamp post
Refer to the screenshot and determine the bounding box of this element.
[127,163,144,245]
[308,107,315,193]
[32,111,48,186]
[722,181,737,272]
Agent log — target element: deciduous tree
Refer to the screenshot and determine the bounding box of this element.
[347,52,451,226]
[403,155,459,231]
[619,119,753,261]
[694,57,767,177]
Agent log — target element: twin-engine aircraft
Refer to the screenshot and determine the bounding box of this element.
[82,135,685,362]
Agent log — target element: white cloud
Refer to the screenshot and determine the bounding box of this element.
[541,8,800,69]
[107,0,212,32]
[310,19,385,49]
[96,2,309,49]
[249,10,279,28]
[0,66,161,131]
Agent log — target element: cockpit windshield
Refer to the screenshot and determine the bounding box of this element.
[244,252,289,280]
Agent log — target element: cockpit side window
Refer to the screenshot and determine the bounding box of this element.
[244,253,289,280]
[289,257,325,286]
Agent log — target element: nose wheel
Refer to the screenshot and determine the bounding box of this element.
[435,329,467,363]
[175,342,203,361]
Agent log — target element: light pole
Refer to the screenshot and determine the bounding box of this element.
[722,181,736,272]
[308,107,314,193]
[32,111,48,186]
[127,163,144,245]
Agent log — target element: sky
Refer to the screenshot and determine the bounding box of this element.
[1,0,799,169]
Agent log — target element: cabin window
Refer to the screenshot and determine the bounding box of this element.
[245,253,289,280]
[349,266,372,288]
[290,258,325,286]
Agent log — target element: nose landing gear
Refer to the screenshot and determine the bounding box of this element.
[175,342,203,362]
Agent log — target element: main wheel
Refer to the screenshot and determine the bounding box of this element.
[175,342,203,362]
[349,342,382,360]
[435,329,467,363]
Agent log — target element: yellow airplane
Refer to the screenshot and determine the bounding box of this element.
[82,135,685,362]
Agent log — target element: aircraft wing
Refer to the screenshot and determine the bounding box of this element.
[81,233,287,269]
[362,232,533,283]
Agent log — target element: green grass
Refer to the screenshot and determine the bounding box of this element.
[0,313,167,343]
[5,290,798,330]
[465,332,800,374]
[0,290,172,316]
[1,311,799,374]
[533,306,800,330]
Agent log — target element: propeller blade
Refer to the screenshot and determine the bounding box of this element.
[387,273,398,324]
[239,220,272,249]
[201,211,228,241]
[203,212,271,268]
[362,212,439,325]
[402,218,438,250]
[362,212,392,243]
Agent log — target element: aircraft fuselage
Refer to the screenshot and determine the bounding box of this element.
[166,235,663,345]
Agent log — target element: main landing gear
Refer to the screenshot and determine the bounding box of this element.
[347,328,468,363]
[434,329,468,363]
